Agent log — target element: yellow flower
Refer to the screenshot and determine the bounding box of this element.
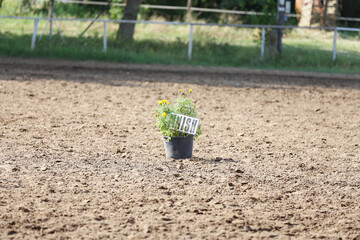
[154,113,158,116]
[162,112,167,117]
[193,105,196,107]
[166,101,169,104]
[178,89,181,92]
[159,99,168,104]
[189,89,192,93]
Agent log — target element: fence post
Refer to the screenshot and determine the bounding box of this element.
[188,24,193,61]
[332,27,337,62]
[103,21,107,52]
[31,18,39,50]
[261,27,265,59]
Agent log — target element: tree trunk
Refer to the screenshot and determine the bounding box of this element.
[117,0,141,41]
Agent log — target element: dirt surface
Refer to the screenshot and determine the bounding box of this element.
[1,57,360,239]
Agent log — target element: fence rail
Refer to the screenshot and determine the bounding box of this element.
[1,15,360,61]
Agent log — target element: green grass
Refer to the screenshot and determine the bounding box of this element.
[1,18,360,74]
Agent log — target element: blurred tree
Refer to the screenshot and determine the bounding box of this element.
[117,0,141,40]
[109,0,124,20]
[18,0,32,15]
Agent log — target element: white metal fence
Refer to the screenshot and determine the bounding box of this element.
[1,15,360,62]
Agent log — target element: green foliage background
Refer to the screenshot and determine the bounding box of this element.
[0,0,360,74]
[0,0,279,24]
[1,0,359,28]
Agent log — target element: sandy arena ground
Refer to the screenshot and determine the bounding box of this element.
[0,57,360,239]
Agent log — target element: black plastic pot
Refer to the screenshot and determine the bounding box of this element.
[163,136,194,159]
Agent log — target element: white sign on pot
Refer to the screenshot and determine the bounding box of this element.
[167,113,199,135]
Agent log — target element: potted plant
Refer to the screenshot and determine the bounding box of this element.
[154,89,202,159]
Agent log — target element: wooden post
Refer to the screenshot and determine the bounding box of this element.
[186,0,192,22]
